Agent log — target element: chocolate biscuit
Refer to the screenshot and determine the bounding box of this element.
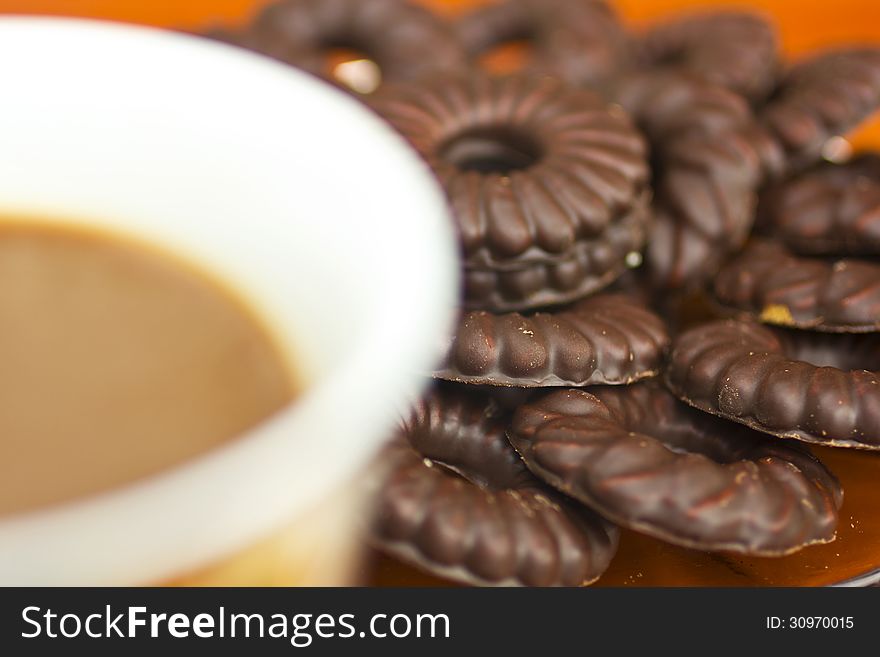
[757,154,880,255]
[611,70,782,288]
[438,293,669,387]
[462,196,648,311]
[372,72,649,270]
[508,382,842,554]
[369,386,619,586]
[667,319,880,450]
[639,10,780,101]
[761,48,880,173]
[714,240,880,332]
[203,0,468,93]
[457,0,631,88]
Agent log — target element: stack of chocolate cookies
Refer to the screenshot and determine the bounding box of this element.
[203,0,880,586]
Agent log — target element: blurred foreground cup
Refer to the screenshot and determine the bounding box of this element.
[0,18,458,586]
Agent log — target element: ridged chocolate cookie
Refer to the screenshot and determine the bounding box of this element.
[457,0,631,88]
[372,72,649,270]
[639,10,780,102]
[437,293,669,387]
[611,70,782,288]
[508,382,842,555]
[757,154,880,255]
[462,195,648,311]
[369,386,619,586]
[667,319,880,450]
[761,48,880,173]
[714,240,880,332]
[202,0,467,92]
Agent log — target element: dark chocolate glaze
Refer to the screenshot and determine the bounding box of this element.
[666,319,880,450]
[761,48,880,173]
[611,70,782,289]
[437,293,669,387]
[757,154,880,256]
[202,0,467,91]
[369,386,619,587]
[456,0,631,88]
[372,72,649,269]
[638,10,780,102]
[508,382,843,555]
[714,240,880,332]
[462,195,648,311]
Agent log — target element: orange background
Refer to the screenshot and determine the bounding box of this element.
[0,0,878,145]
[0,0,876,56]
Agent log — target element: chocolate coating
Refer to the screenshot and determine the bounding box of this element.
[611,70,782,288]
[369,386,619,586]
[762,48,880,172]
[438,293,669,387]
[462,195,648,311]
[639,10,780,101]
[457,0,631,88]
[508,382,842,555]
[203,0,467,91]
[372,72,649,269]
[667,319,880,450]
[714,240,880,332]
[757,154,880,255]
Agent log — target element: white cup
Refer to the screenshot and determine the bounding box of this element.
[0,17,458,585]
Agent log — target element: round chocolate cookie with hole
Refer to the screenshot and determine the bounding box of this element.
[369,386,619,587]
[713,240,880,333]
[461,195,648,311]
[202,0,468,94]
[610,70,782,289]
[666,319,880,450]
[761,48,880,173]
[638,10,780,102]
[456,0,631,87]
[757,154,880,256]
[371,71,650,272]
[438,293,669,387]
[508,381,843,555]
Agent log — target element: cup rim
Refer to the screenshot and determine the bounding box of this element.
[0,17,458,585]
[834,567,880,587]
